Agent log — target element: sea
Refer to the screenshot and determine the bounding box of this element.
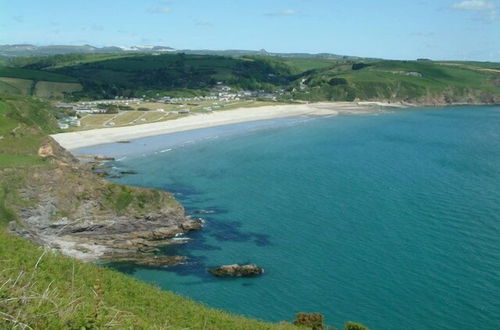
[76,106,500,330]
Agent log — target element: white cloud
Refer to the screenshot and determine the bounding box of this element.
[451,0,497,20]
[265,9,298,16]
[452,0,495,10]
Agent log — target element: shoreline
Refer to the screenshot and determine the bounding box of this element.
[51,102,385,150]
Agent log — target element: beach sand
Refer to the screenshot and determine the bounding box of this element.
[52,102,381,150]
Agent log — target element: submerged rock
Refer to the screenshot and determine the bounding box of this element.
[181,218,203,231]
[119,170,138,175]
[94,155,115,161]
[209,264,264,277]
[102,254,186,268]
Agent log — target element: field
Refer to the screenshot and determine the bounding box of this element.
[291,60,500,102]
[283,57,342,73]
[75,100,284,130]
[0,66,82,97]
[34,81,83,98]
[0,66,78,82]
[0,77,34,95]
[1,53,498,104]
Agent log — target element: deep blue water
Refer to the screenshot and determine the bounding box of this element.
[79,106,500,329]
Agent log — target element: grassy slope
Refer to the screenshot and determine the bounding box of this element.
[46,54,293,98]
[282,57,343,74]
[293,60,500,103]
[0,231,294,329]
[0,94,301,329]
[0,66,82,97]
[0,66,78,83]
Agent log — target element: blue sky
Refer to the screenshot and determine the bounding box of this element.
[0,0,499,61]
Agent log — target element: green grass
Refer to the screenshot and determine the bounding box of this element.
[33,80,83,98]
[0,154,44,167]
[292,59,500,102]
[1,53,498,103]
[282,57,341,73]
[0,66,78,83]
[0,229,296,329]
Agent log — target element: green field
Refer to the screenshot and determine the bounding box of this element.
[282,57,342,73]
[0,66,82,97]
[34,80,83,98]
[0,66,78,82]
[0,77,34,95]
[1,53,498,103]
[291,60,500,103]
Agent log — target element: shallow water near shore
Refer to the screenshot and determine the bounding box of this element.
[80,106,500,330]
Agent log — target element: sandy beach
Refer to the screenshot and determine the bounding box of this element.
[52,102,380,150]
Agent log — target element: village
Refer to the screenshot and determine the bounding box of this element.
[55,84,287,130]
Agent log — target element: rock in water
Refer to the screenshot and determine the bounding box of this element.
[209,264,264,277]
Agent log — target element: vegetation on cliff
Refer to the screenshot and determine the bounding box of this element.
[292,60,499,104]
[0,230,297,329]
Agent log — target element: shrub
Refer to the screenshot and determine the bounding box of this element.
[329,78,348,86]
[352,63,371,70]
[345,321,369,330]
[293,313,325,329]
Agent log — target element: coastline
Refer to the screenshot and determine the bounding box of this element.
[51,102,384,150]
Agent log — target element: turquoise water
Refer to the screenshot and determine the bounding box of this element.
[80,106,500,329]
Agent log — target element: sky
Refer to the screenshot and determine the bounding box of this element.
[0,0,499,61]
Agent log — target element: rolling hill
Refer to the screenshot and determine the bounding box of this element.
[291,59,500,104]
[0,52,498,104]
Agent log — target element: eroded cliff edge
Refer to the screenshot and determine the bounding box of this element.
[8,138,202,266]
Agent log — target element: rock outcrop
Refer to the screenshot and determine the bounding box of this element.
[209,264,264,277]
[9,137,203,267]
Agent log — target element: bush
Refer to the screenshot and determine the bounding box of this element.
[345,321,369,330]
[328,78,348,86]
[352,63,371,70]
[118,105,133,110]
[293,313,325,329]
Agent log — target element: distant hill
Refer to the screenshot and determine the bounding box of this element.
[0,44,355,59]
[0,44,175,57]
[0,51,498,104]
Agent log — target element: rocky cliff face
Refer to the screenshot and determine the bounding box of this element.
[9,138,202,266]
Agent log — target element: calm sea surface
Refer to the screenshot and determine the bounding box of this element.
[78,106,500,329]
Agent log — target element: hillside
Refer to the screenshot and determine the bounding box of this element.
[0,53,498,103]
[291,60,500,104]
[0,66,82,98]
